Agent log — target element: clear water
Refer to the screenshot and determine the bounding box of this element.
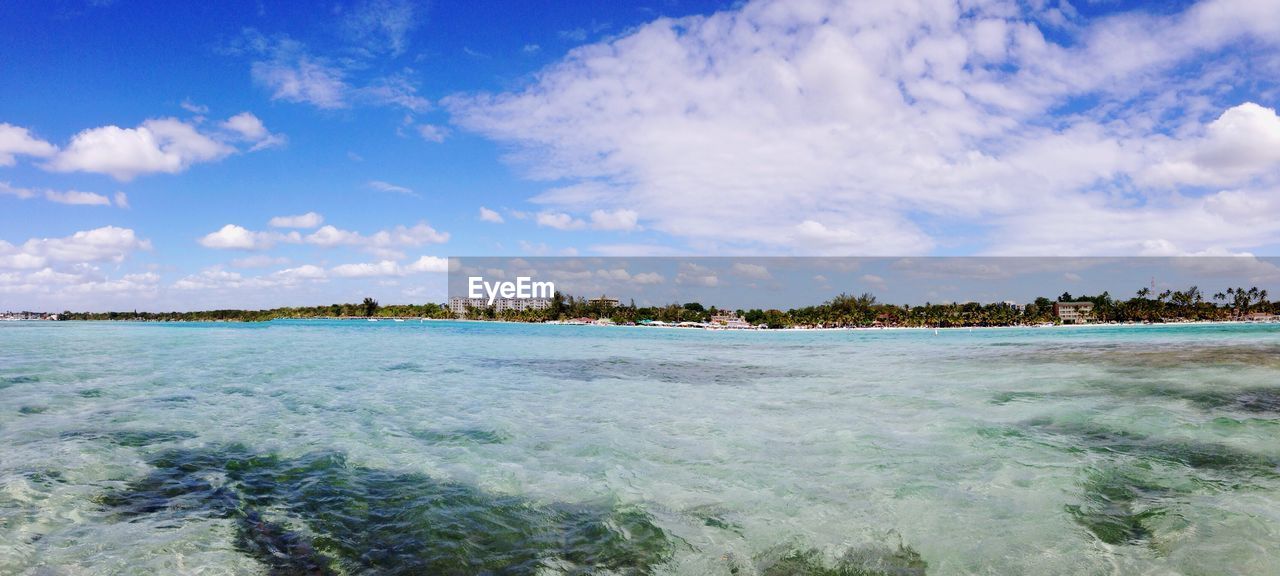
[2,320,1279,575]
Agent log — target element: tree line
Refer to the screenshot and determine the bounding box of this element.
[57,284,1275,327]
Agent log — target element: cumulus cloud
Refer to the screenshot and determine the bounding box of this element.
[0,123,57,165]
[1144,102,1280,187]
[44,118,234,181]
[536,211,585,230]
[221,112,287,150]
[330,255,447,277]
[588,208,640,231]
[32,113,281,181]
[303,222,450,256]
[198,224,301,250]
[478,206,504,223]
[448,0,1280,255]
[0,226,150,271]
[268,211,324,229]
[173,264,327,291]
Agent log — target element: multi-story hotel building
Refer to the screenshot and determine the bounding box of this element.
[1052,301,1094,324]
[448,297,552,316]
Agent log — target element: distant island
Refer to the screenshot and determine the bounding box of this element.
[24,285,1278,329]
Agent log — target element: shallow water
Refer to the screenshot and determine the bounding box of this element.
[2,320,1280,575]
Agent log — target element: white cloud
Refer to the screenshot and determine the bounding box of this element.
[632,271,664,284]
[303,222,450,253]
[342,0,419,56]
[45,189,110,206]
[330,260,401,278]
[173,264,328,290]
[330,255,446,277]
[252,56,349,109]
[274,264,327,280]
[478,206,504,223]
[536,211,585,230]
[305,225,365,247]
[731,262,771,280]
[367,180,417,196]
[588,208,640,231]
[404,255,448,273]
[0,226,150,270]
[675,263,719,287]
[46,118,233,181]
[416,123,448,143]
[41,115,279,181]
[239,30,428,112]
[221,112,287,151]
[1144,102,1280,187]
[230,255,290,268]
[0,123,57,166]
[448,0,1280,255]
[268,211,324,228]
[180,99,209,114]
[198,224,300,250]
[0,182,36,199]
[3,182,128,208]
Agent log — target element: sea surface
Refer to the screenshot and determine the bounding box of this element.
[2,320,1280,575]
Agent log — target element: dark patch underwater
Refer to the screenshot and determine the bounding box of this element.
[96,444,673,575]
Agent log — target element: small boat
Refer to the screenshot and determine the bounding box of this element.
[367,318,378,322]
[393,318,405,322]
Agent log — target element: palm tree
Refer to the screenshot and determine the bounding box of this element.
[362,297,379,317]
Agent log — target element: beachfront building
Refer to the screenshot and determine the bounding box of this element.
[709,312,755,329]
[448,297,551,316]
[589,295,621,307]
[1053,301,1094,324]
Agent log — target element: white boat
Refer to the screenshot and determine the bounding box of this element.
[367,318,378,322]
[393,318,405,322]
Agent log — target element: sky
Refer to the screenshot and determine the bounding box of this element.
[2,0,1280,311]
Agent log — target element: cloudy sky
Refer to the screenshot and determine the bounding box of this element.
[3,0,1280,311]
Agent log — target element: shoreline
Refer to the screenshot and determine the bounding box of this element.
[21,317,1276,333]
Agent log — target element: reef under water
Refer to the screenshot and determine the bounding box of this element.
[97,444,675,575]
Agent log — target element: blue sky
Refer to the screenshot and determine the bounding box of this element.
[2,0,1280,311]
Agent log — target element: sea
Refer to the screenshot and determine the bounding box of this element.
[2,320,1279,575]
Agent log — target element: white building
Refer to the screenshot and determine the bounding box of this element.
[449,297,551,316]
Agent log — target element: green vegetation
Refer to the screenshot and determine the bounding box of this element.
[56,283,1276,327]
[748,543,928,576]
[58,300,455,322]
[97,443,674,575]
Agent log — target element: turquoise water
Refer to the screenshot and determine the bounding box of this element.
[2,320,1280,575]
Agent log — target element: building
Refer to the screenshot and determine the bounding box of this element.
[1052,301,1094,324]
[709,312,755,329]
[448,297,551,316]
[588,295,621,307]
